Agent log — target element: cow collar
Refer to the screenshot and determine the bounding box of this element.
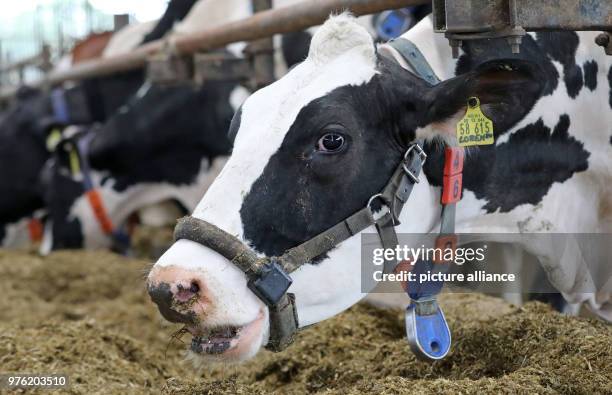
[173,38,462,359]
[58,127,131,252]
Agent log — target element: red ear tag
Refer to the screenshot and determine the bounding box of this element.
[28,218,44,242]
[441,148,464,204]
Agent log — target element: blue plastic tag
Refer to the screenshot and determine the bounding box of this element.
[405,301,451,360]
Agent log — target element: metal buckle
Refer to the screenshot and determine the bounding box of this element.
[368,193,397,225]
[367,193,392,220]
[402,143,427,183]
[404,143,427,164]
[402,163,420,183]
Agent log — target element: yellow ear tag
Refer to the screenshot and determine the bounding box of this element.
[456,97,494,147]
[46,128,62,152]
[68,144,81,177]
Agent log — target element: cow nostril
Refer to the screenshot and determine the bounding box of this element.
[175,281,200,303]
[148,281,198,324]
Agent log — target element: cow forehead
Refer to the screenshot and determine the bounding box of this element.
[192,48,379,236]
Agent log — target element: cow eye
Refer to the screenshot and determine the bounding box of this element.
[316,133,345,153]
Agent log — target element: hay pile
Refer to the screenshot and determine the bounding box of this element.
[0,249,610,394]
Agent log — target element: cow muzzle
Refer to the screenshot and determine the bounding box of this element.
[147,264,266,361]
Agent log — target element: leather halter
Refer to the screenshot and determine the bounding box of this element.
[174,38,457,356]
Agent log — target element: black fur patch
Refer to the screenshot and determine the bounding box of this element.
[281,31,312,69]
[536,32,583,98]
[89,81,235,192]
[425,115,590,213]
[240,72,407,257]
[583,60,598,91]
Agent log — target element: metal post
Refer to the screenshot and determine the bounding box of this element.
[39,44,52,73]
[114,14,130,31]
[250,0,275,88]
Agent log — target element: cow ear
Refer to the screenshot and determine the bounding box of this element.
[417,59,544,143]
[308,13,375,66]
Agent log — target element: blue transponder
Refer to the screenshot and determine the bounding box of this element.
[51,88,70,124]
[405,302,451,360]
[376,9,414,41]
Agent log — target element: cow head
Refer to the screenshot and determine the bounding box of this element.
[147,15,543,363]
[40,79,237,252]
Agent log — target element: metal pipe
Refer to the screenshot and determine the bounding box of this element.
[251,0,275,88]
[0,52,47,73]
[0,0,428,99]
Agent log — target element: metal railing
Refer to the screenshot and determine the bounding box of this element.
[0,0,428,101]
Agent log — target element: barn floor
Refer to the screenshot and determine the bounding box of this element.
[0,249,610,394]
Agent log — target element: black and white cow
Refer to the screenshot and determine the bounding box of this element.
[37,0,262,251]
[147,14,611,363]
[0,0,200,249]
[41,80,235,250]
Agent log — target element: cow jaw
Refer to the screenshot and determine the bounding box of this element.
[187,308,266,363]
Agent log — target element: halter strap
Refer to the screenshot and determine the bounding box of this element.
[388,37,441,85]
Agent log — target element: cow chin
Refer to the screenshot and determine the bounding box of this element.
[185,308,268,365]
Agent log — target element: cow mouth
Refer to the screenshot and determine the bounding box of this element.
[189,326,242,354]
[187,311,264,357]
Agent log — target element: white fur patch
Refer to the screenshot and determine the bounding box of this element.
[308,13,376,67]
